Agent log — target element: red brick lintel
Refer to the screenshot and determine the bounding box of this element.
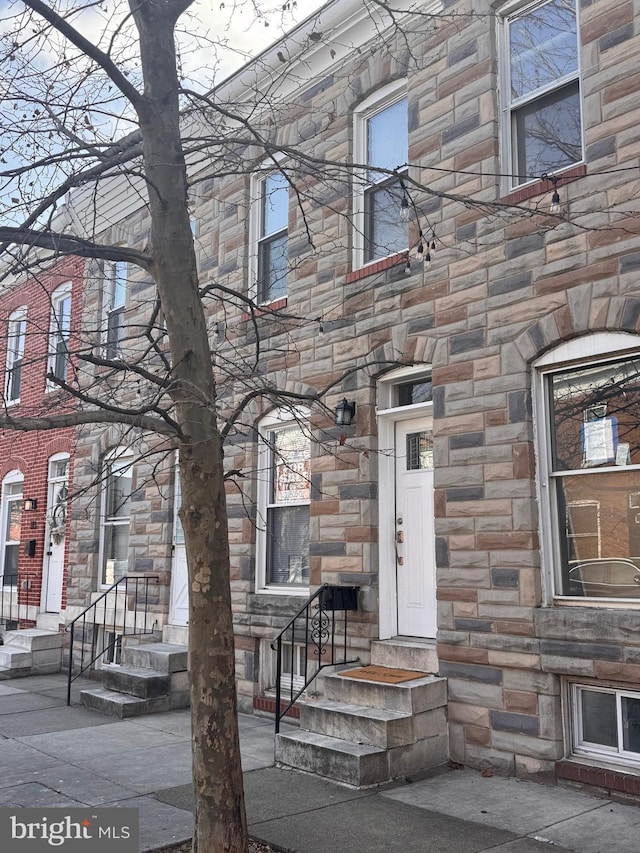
[500,164,587,206]
[241,297,288,322]
[345,251,408,284]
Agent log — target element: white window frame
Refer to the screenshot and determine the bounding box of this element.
[98,447,133,587]
[5,307,26,405]
[255,408,310,595]
[571,683,640,769]
[499,0,584,190]
[47,282,72,389]
[352,80,408,270]
[249,159,289,306]
[534,333,640,606]
[102,261,127,359]
[0,469,23,583]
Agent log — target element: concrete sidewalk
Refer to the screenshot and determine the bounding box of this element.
[1,674,640,852]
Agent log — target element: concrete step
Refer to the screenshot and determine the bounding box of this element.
[122,643,188,673]
[276,727,449,788]
[3,628,63,652]
[324,671,447,714]
[370,639,438,673]
[163,624,188,646]
[300,699,414,748]
[101,665,171,699]
[0,646,32,670]
[276,729,387,787]
[80,686,190,718]
[36,614,64,632]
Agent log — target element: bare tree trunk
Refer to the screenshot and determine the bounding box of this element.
[130,3,247,850]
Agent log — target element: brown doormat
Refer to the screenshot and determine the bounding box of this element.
[339,665,427,684]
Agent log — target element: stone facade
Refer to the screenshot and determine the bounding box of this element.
[52,0,640,788]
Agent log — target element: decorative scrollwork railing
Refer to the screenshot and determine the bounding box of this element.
[270,584,359,733]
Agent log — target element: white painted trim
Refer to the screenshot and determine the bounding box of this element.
[498,0,583,191]
[5,306,27,405]
[255,408,310,595]
[98,447,134,589]
[377,366,433,638]
[533,334,640,605]
[352,79,408,270]
[0,469,24,582]
[248,156,288,305]
[46,281,72,391]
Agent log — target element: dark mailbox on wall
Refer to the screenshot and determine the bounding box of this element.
[319,585,359,611]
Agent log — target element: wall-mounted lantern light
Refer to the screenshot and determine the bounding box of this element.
[334,399,356,427]
[23,498,38,511]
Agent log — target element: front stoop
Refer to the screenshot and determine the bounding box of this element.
[276,666,448,788]
[0,629,63,679]
[80,642,189,718]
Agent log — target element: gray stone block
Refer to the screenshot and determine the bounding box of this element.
[3,629,63,651]
[369,640,438,673]
[275,730,388,787]
[324,672,447,714]
[102,665,171,699]
[122,643,188,673]
[300,699,415,749]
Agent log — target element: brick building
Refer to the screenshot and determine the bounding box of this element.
[29,0,640,794]
[0,252,83,630]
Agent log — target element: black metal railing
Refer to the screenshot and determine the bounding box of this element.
[270,584,360,733]
[66,575,159,705]
[0,574,19,634]
[0,573,40,634]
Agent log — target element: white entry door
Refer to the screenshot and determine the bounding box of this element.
[169,471,189,626]
[394,417,437,637]
[42,455,68,613]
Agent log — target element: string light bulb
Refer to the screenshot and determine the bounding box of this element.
[400,192,410,222]
[542,173,561,214]
[424,250,432,270]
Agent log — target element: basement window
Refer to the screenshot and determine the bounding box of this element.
[572,684,640,768]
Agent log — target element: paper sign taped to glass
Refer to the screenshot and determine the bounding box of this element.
[581,416,618,466]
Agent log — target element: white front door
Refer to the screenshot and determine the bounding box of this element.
[169,470,189,626]
[394,417,437,637]
[42,456,68,613]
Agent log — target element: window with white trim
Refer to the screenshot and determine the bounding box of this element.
[256,411,310,590]
[48,283,72,385]
[572,684,640,768]
[0,470,23,582]
[501,0,582,186]
[102,262,127,359]
[5,307,26,404]
[99,449,133,585]
[536,336,640,601]
[354,83,408,267]
[254,171,288,305]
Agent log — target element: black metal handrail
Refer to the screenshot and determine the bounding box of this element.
[66,575,159,705]
[0,573,41,632]
[0,574,19,632]
[270,584,360,733]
